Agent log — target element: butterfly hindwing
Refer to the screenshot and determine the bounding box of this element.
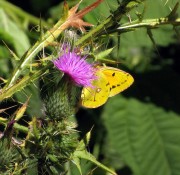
[81,70,110,108]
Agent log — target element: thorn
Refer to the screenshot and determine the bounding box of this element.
[2,40,20,60]
[126,13,132,23]
[166,2,179,20]
[0,76,7,83]
[147,28,161,58]
[0,105,17,114]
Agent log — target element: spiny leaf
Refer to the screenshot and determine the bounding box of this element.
[71,131,117,175]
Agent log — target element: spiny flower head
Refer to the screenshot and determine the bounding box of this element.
[53,45,96,87]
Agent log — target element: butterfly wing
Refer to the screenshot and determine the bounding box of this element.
[101,67,134,97]
[81,70,110,108]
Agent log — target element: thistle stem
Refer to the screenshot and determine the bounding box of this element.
[116,17,180,32]
[0,117,28,134]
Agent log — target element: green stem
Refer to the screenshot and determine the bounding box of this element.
[116,17,180,32]
[14,123,29,134]
[0,0,49,26]
[0,117,28,134]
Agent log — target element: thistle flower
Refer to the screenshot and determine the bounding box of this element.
[52,46,96,87]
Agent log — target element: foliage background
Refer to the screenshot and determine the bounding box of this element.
[0,0,180,175]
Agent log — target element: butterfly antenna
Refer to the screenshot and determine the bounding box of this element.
[117,31,121,67]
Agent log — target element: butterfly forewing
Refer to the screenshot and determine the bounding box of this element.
[101,67,134,97]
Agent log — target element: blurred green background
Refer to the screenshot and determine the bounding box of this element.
[0,0,180,174]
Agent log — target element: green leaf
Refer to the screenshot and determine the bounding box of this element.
[79,0,118,24]
[0,46,11,77]
[26,158,38,175]
[0,8,30,56]
[71,156,82,175]
[69,159,94,175]
[15,82,42,117]
[144,0,180,18]
[71,131,117,175]
[102,95,180,175]
[95,47,114,61]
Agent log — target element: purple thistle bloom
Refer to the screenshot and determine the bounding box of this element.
[53,47,96,87]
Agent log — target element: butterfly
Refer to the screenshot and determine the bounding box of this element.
[81,66,134,108]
